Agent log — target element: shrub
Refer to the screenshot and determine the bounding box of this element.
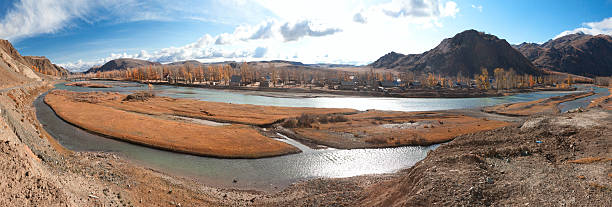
[318,115,329,124]
[297,113,318,128]
[329,115,348,122]
[123,91,155,101]
[282,119,298,128]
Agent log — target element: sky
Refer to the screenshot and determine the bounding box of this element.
[1,0,611,72]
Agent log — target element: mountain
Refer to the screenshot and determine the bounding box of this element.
[370,52,405,68]
[0,39,40,87]
[86,58,161,73]
[371,29,541,76]
[166,60,203,66]
[515,33,612,77]
[23,56,69,76]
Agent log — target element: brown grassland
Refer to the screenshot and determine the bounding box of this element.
[44,90,356,158]
[290,110,511,149]
[84,91,357,126]
[45,90,305,158]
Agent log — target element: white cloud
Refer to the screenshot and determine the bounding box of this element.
[353,12,367,24]
[280,20,342,41]
[555,17,612,39]
[0,0,272,41]
[0,0,91,40]
[382,0,440,18]
[471,4,483,12]
[60,0,462,71]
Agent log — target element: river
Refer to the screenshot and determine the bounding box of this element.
[36,81,599,191]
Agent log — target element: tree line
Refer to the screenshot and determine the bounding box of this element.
[71,63,579,90]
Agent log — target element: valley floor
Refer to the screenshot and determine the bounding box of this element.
[0,81,610,206]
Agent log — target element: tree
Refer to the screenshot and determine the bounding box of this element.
[493,68,505,90]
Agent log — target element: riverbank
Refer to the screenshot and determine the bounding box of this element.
[84,78,577,98]
[588,87,612,110]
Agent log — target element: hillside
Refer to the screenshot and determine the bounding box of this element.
[86,58,161,73]
[23,56,69,76]
[167,60,203,66]
[515,33,612,77]
[0,39,40,88]
[371,30,541,76]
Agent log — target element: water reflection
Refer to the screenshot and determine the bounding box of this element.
[54,81,580,112]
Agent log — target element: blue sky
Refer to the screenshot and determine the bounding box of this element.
[1,0,611,71]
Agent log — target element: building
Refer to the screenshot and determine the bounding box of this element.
[230,75,242,86]
[381,79,402,88]
[339,81,357,90]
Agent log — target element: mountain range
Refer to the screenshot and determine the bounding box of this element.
[81,30,612,79]
[514,32,612,77]
[85,58,161,73]
[371,29,541,77]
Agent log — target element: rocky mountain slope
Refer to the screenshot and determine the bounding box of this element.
[86,58,161,73]
[0,39,40,88]
[23,56,69,76]
[371,30,541,76]
[515,33,612,77]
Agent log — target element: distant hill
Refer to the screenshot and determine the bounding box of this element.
[514,33,612,77]
[86,58,161,73]
[371,29,541,76]
[23,56,69,76]
[166,60,203,66]
[0,39,40,87]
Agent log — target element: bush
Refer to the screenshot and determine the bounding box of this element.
[283,114,349,128]
[318,115,329,124]
[330,115,348,122]
[282,119,298,128]
[297,113,318,128]
[123,91,155,101]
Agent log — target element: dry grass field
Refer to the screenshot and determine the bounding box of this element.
[45,90,305,158]
[288,110,511,149]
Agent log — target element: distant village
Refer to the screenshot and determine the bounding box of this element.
[74,62,582,92]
